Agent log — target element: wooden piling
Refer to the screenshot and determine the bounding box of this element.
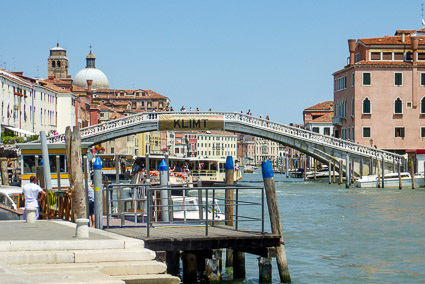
[377,160,381,188]
[360,158,363,178]
[65,126,87,219]
[381,158,385,188]
[328,161,331,184]
[345,155,350,188]
[410,159,415,189]
[205,257,220,282]
[0,158,8,185]
[304,158,307,181]
[369,158,373,175]
[261,160,291,283]
[226,248,233,268]
[166,251,180,275]
[258,257,273,283]
[212,249,223,271]
[398,162,402,190]
[332,162,336,184]
[314,159,317,181]
[351,160,354,184]
[233,250,246,279]
[182,251,198,283]
[224,156,234,227]
[338,160,343,185]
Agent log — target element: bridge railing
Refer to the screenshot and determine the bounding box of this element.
[44,111,404,163]
[223,112,405,163]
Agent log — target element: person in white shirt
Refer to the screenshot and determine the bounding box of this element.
[22,176,45,220]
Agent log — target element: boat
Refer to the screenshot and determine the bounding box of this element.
[306,166,340,180]
[0,185,24,220]
[288,168,312,178]
[171,196,225,222]
[354,172,425,188]
[243,165,255,173]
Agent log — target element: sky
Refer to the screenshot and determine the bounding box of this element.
[1,0,424,124]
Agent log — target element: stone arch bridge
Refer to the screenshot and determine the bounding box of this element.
[47,112,406,176]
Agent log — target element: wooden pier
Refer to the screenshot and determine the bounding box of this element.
[106,224,280,254]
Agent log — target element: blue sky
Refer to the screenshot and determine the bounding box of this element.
[1,0,424,123]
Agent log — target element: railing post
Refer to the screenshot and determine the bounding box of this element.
[106,185,110,229]
[198,179,203,221]
[147,183,151,238]
[261,187,265,233]
[205,188,208,236]
[235,187,239,230]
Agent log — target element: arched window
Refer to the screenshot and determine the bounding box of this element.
[362,97,371,114]
[52,61,55,67]
[57,61,61,67]
[394,98,403,114]
[421,97,425,114]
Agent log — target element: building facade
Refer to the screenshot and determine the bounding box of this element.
[332,29,425,171]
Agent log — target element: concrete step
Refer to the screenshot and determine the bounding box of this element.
[14,260,167,276]
[116,274,181,284]
[1,270,125,284]
[0,248,156,265]
[0,239,144,252]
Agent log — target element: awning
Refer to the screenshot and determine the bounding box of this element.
[4,126,36,136]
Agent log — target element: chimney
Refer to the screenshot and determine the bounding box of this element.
[411,37,418,64]
[348,39,356,66]
[48,74,54,80]
[87,80,93,104]
[401,33,405,43]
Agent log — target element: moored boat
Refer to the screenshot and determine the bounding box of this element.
[354,172,424,188]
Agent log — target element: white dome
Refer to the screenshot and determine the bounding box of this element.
[74,68,109,89]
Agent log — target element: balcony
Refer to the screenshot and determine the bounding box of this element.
[332,116,343,126]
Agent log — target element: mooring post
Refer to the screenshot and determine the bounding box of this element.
[338,160,343,185]
[159,159,169,222]
[166,251,180,275]
[345,155,350,188]
[332,162,336,183]
[83,155,90,219]
[258,257,272,283]
[182,251,198,283]
[377,160,381,188]
[224,156,234,268]
[261,160,291,283]
[351,160,354,184]
[93,157,103,229]
[398,161,402,190]
[360,158,363,178]
[285,155,289,178]
[381,158,385,188]
[233,250,246,279]
[369,158,373,175]
[40,131,52,191]
[303,158,307,181]
[205,257,220,282]
[314,159,317,181]
[0,158,8,185]
[410,159,415,189]
[56,155,61,190]
[328,161,332,184]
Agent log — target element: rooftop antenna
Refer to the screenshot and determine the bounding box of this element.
[422,3,425,28]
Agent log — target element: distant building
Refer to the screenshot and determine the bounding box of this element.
[303,101,334,135]
[332,29,425,172]
[48,43,70,80]
[74,49,109,90]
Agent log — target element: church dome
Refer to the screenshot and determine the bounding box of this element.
[74,68,109,89]
[73,49,109,89]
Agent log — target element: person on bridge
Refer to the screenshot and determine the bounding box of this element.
[22,176,46,220]
[180,106,186,111]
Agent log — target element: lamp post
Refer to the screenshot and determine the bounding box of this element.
[369,138,373,148]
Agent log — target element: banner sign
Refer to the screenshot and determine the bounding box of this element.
[158,115,225,131]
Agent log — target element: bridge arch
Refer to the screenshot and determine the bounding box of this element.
[46,112,405,170]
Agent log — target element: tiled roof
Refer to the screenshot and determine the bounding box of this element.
[109,112,124,119]
[95,89,168,99]
[71,85,86,92]
[310,112,333,123]
[0,69,32,86]
[39,81,70,93]
[43,77,71,85]
[305,101,334,111]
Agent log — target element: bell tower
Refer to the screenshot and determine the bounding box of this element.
[47,43,69,79]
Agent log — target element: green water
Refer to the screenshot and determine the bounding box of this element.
[226,172,425,284]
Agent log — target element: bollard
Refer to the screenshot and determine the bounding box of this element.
[26,207,37,224]
[328,161,331,184]
[381,158,385,188]
[398,161,402,190]
[345,155,350,188]
[75,218,90,238]
[159,159,169,222]
[93,157,103,229]
[0,158,8,185]
[261,160,291,283]
[258,257,272,283]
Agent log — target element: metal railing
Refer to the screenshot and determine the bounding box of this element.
[44,111,405,163]
[105,182,265,237]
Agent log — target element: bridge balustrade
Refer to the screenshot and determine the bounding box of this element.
[43,111,404,164]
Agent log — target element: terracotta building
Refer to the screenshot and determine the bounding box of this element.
[332,29,425,172]
[303,101,334,135]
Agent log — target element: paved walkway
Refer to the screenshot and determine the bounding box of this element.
[0,220,112,241]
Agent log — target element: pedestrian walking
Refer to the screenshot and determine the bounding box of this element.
[22,176,46,220]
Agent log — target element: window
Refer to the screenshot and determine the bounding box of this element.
[395,127,405,138]
[51,61,55,68]
[394,98,403,114]
[57,61,61,67]
[421,97,425,113]
[394,53,404,60]
[421,73,425,86]
[405,52,413,61]
[351,73,354,87]
[324,127,331,135]
[421,127,425,138]
[354,53,360,63]
[335,76,347,91]
[419,53,425,60]
[312,127,319,133]
[383,52,392,60]
[371,52,381,60]
[363,127,371,138]
[111,147,114,154]
[406,101,412,109]
[394,73,403,86]
[363,73,371,85]
[362,98,371,114]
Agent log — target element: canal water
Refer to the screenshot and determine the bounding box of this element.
[221,171,425,284]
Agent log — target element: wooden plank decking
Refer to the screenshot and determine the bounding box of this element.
[106,225,280,252]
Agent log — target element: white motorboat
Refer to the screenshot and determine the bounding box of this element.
[306,166,340,180]
[354,172,425,188]
[171,196,225,222]
[243,165,255,173]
